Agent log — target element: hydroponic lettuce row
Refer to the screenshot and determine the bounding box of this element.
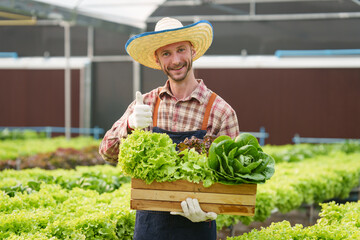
[1,171,130,197]
[118,130,275,186]
[0,146,108,171]
[216,152,360,228]
[263,140,360,163]
[228,201,360,240]
[0,183,135,240]
[1,152,360,238]
[0,136,101,161]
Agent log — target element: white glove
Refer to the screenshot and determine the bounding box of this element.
[128,91,152,129]
[170,198,217,222]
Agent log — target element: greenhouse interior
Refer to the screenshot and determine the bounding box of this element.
[1,0,360,239]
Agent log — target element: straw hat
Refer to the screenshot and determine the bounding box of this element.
[125,17,213,70]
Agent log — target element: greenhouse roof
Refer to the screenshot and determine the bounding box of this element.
[1,0,359,31]
[0,0,166,30]
[32,0,166,29]
[0,0,359,53]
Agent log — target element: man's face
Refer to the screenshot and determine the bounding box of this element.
[155,41,196,82]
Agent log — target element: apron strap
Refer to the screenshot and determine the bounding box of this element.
[153,89,162,127]
[152,90,217,130]
[201,92,217,130]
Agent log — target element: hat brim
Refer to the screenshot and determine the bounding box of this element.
[125,20,213,70]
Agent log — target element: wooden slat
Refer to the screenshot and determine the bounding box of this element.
[131,199,255,216]
[131,179,257,216]
[131,178,257,195]
[131,189,256,205]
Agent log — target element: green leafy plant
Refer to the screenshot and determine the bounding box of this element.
[263,141,360,163]
[1,152,360,238]
[1,170,130,196]
[118,130,275,186]
[0,129,46,141]
[0,136,101,161]
[216,152,360,228]
[176,148,216,187]
[118,129,180,184]
[228,201,360,240]
[118,130,216,185]
[208,133,275,184]
[0,183,135,240]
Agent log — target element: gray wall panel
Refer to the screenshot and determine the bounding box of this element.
[94,28,129,56]
[0,26,87,57]
[209,19,360,55]
[92,62,133,132]
[142,66,167,93]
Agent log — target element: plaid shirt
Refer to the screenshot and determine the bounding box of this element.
[99,79,239,163]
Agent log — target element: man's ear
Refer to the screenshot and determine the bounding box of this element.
[191,47,196,58]
[155,53,161,67]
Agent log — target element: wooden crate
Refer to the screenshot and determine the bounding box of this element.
[131,178,257,216]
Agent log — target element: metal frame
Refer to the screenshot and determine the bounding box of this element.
[0,15,137,139]
[0,126,104,139]
[244,127,269,146]
[149,0,360,23]
[194,55,360,69]
[0,15,75,139]
[292,134,360,144]
[1,0,359,140]
[147,12,360,23]
[62,21,72,139]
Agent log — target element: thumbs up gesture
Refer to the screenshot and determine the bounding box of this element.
[128,91,152,130]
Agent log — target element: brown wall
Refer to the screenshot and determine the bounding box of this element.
[196,68,360,145]
[0,69,80,128]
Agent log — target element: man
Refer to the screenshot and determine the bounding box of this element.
[99,17,239,240]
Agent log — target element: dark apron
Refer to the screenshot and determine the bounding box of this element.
[133,127,216,240]
[133,92,218,240]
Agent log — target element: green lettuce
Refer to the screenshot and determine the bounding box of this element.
[118,130,180,184]
[118,130,274,186]
[118,130,216,186]
[208,133,275,184]
[176,148,216,187]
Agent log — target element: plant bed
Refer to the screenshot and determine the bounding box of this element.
[0,146,111,170]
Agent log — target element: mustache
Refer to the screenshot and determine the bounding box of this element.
[168,62,186,70]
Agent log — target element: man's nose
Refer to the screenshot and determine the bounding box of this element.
[171,53,181,65]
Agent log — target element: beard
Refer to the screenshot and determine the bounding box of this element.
[162,58,193,82]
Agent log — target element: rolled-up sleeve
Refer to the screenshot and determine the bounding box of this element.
[99,102,135,163]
